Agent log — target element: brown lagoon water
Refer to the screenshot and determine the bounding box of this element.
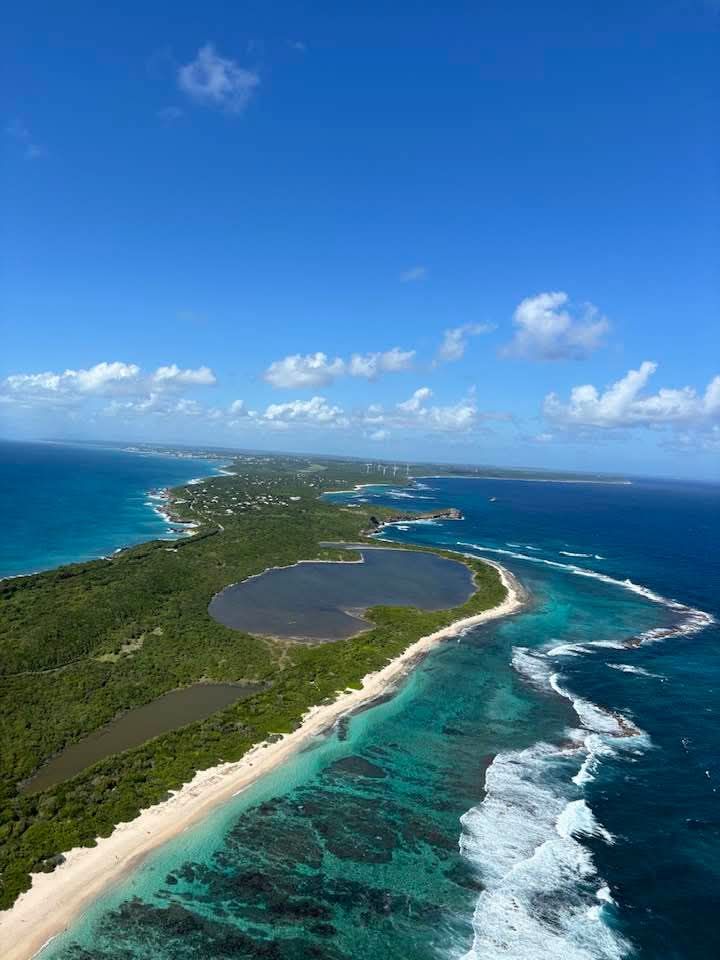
[208,548,475,641]
[23,683,260,794]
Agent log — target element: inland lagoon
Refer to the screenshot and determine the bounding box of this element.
[22,683,263,795]
[208,547,476,641]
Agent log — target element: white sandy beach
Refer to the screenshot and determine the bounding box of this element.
[0,559,523,960]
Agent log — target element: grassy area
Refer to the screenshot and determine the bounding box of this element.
[0,456,505,909]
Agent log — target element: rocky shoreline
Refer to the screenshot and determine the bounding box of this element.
[364,507,462,534]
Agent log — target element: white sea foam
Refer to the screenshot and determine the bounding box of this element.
[572,734,617,786]
[457,541,714,643]
[546,643,589,657]
[513,648,646,741]
[460,641,646,957]
[606,664,666,680]
[459,742,631,960]
[560,551,592,558]
[556,799,615,844]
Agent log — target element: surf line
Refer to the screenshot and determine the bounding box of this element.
[457,542,714,643]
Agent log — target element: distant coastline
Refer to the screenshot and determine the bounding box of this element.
[0,441,223,582]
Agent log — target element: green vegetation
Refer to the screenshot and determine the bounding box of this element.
[0,455,505,909]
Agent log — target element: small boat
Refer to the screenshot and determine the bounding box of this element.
[489,497,497,502]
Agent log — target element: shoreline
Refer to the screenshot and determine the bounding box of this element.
[0,461,223,585]
[0,561,524,960]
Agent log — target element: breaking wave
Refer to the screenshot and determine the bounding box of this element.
[606,664,666,680]
[459,734,632,960]
[458,542,714,643]
[458,641,651,958]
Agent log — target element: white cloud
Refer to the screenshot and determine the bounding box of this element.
[178,44,260,113]
[399,266,426,283]
[263,396,347,427]
[1,361,217,410]
[4,362,141,400]
[398,386,432,413]
[152,364,216,386]
[264,348,414,388]
[544,362,720,429]
[436,323,494,363]
[348,348,415,379]
[264,353,345,389]
[503,291,609,361]
[369,429,390,441]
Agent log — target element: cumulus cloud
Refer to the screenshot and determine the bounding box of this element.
[178,44,259,113]
[2,361,217,408]
[436,323,494,363]
[4,362,141,401]
[503,291,609,361]
[264,348,414,389]
[393,386,507,433]
[399,266,427,283]
[347,348,415,379]
[544,362,720,429]
[263,396,348,427]
[152,364,216,387]
[397,386,432,413]
[263,353,346,389]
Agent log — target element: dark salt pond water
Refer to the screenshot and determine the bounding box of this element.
[208,548,475,641]
[23,683,261,794]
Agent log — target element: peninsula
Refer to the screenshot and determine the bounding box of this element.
[0,454,523,958]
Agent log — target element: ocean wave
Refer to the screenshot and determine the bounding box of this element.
[606,664,666,680]
[458,541,714,644]
[560,551,592,558]
[556,798,615,844]
[545,643,590,657]
[512,647,648,745]
[458,643,649,957]
[459,740,630,960]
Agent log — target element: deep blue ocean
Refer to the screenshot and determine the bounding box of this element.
[0,441,220,578]
[14,468,720,959]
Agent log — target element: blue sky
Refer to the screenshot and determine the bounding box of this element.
[2,1,719,479]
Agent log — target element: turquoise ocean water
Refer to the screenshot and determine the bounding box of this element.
[0,441,220,578]
[10,466,719,959]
